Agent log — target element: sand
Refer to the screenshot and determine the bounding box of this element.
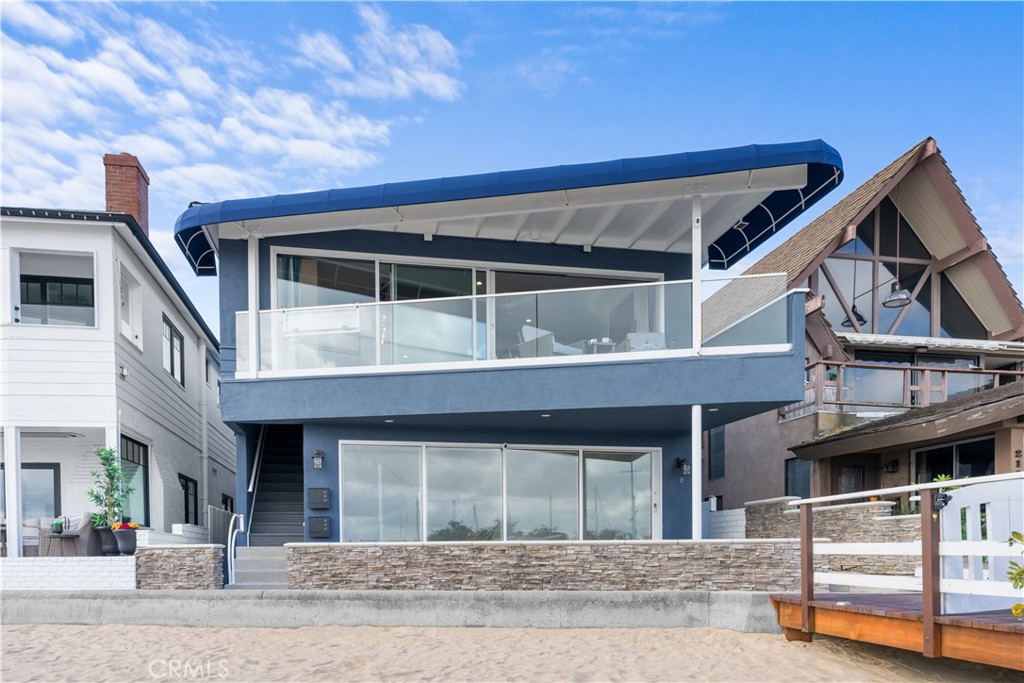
[1,624,1016,682]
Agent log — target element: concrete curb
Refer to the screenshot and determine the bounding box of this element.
[0,590,783,633]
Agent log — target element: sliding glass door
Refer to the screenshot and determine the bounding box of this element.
[339,443,657,542]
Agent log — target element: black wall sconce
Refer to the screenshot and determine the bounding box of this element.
[312,448,324,470]
[676,457,692,476]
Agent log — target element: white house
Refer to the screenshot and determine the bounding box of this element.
[1,153,235,556]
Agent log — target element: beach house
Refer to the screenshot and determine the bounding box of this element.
[173,140,844,548]
[1,154,236,557]
[702,138,1024,509]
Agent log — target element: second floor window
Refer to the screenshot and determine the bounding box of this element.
[18,252,95,327]
[163,316,185,386]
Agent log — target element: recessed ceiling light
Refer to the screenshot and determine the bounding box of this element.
[540,414,551,418]
[708,407,719,412]
[384,419,395,423]
[525,318,533,323]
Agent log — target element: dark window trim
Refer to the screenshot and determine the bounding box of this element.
[179,473,199,525]
[120,434,150,527]
[0,463,62,517]
[163,315,185,387]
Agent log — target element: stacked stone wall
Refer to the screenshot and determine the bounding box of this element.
[136,545,224,589]
[288,540,815,591]
[744,498,921,576]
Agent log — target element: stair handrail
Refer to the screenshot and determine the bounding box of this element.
[225,512,244,586]
[245,424,269,541]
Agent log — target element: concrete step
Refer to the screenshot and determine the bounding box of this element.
[234,568,288,585]
[225,583,289,590]
[236,545,288,559]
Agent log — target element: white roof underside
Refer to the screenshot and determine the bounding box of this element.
[838,332,1024,356]
[214,164,808,260]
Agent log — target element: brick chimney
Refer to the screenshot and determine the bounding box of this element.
[104,153,150,235]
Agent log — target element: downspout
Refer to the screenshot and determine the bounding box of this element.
[198,340,209,527]
[691,195,704,540]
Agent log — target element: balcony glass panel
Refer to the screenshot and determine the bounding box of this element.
[847,365,907,406]
[235,311,249,371]
[238,275,793,374]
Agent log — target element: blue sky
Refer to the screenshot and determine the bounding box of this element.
[3,2,1022,331]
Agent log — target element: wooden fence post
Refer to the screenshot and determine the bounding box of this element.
[920,487,941,658]
[800,503,814,634]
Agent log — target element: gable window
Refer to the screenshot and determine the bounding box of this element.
[18,252,95,327]
[120,435,149,527]
[179,474,199,525]
[708,426,725,480]
[162,316,185,386]
[816,195,988,340]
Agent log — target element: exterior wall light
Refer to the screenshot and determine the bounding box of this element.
[312,449,324,470]
[676,457,692,476]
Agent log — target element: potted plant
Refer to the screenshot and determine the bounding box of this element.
[111,521,140,556]
[86,446,135,555]
[50,518,64,535]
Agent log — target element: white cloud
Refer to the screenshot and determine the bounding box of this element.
[295,31,354,72]
[2,1,80,45]
[329,4,463,101]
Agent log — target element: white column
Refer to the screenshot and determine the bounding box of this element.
[247,235,259,376]
[691,404,703,540]
[3,426,23,557]
[691,195,703,352]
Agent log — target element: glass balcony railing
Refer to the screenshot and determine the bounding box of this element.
[236,274,791,375]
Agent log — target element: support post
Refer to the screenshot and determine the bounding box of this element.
[920,487,941,658]
[691,404,703,540]
[3,426,23,557]
[247,235,259,376]
[800,503,814,634]
[691,195,702,352]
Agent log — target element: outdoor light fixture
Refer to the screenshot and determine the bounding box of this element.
[841,305,867,328]
[676,457,692,476]
[312,449,324,470]
[883,185,912,309]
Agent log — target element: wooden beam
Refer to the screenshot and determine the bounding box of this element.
[921,488,941,658]
[934,237,987,272]
[800,505,814,633]
[939,624,1024,671]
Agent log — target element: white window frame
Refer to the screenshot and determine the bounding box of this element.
[119,265,143,349]
[337,439,663,543]
[15,249,98,329]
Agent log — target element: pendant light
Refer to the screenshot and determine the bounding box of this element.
[841,227,867,328]
[883,185,912,308]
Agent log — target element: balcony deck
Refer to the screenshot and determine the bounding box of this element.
[771,592,1024,671]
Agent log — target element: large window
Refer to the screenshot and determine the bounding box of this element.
[913,436,995,483]
[120,435,149,526]
[18,252,95,326]
[179,474,199,525]
[339,443,657,542]
[163,316,185,386]
[0,463,61,518]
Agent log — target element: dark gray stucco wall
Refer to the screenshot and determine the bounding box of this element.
[300,424,693,541]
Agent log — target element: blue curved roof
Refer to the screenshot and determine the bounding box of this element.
[175,139,843,275]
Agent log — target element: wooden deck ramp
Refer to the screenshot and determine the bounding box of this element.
[771,472,1024,672]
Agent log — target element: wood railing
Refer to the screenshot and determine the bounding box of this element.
[790,472,1024,657]
[779,361,1022,419]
